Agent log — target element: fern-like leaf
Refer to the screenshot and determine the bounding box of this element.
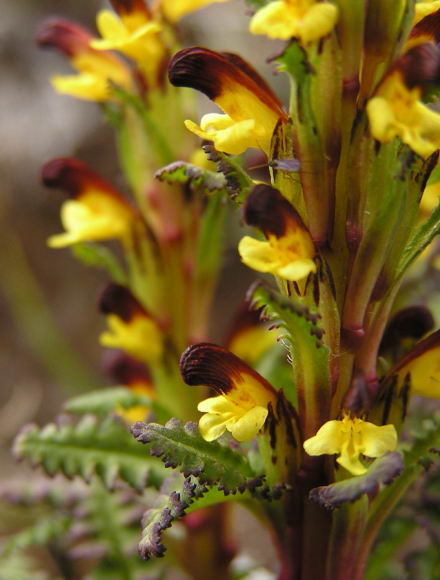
[14,416,165,491]
[64,387,152,417]
[309,452,405,510]
[138,477,207,559]
[155,161,228,194]
[131,419,264,494]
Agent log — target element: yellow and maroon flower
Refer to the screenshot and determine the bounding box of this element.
[409,1,440,48]
[36,18,132,101]
[367,43,440,158]
[99,283,164,365]
[105,351,154,423]
[157,0,232,23]
[249,0,338,44]
[180,343,277,442]
[90,0,166,90]
[391,329,440,399]
[168,47,288,155]
[238,185,316,285]
[42,158,136,248]
[304,412,397,476]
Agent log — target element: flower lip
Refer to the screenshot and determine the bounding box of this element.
[180,342,276,396]
[36,18,93,56]
[98,283,148,323]
[168,46,287,120]
[243,184,306,238]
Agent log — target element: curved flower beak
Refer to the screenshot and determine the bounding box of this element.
[168,47,287,155]
[367,44,440,158]
[249,0,338,44]
[304,413,397,476]
[90,1,166,89]
[42,158,136,248]
[238,184,316,285]
[99,284,163,365]
[157,0,232,23]
[391,329,440,399]
[36,18,132,101]
[180,343,277,442]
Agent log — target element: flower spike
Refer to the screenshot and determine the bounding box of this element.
[304,413,397,476]
[180,343,277,442]
[36,18,132,101]
[90,0,166,89]
[249,0,338,44]
[99,284,163,364]
[168,47,287,155]
[367,43,440,158]
[238,184,316,284]
[42,158,136,248]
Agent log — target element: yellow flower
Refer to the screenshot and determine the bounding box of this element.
[303,413,397,476]
[106,352,155,423]
[227,304,277,364]
[37,18,132,101]
[158,0,231,22]
[393,329,440,398]
[414,1,440,25]
[249,0,338,44]
[99,284,163,365]
[180,343,277,442]
[367,45,440,158]
[238,185,316,284]
[42,158,136,248]
[90,1,166,89]
[168,47,287,155]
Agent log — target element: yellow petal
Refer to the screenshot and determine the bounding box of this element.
[228,406,269,442]
[198,412,231,441]
[359,423,397,457]
[238,236,280,273]
[303,420,344,456]
[100,314,163,363]
[395,331,440,398]
[197,395,235,415]
[50,73,110,101]
[336,454,368,476]
[160,0,231,22]
[277,258,316,280]
[250,1,338,44]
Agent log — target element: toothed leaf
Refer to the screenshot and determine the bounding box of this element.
[202,142,253,203]
[155,161,228,194]
[64,387,152,417]
[1,515,72,556]
[310,452,404,510]
[14,416,165,491]
[138,477,207,559]
[131,419,264,494]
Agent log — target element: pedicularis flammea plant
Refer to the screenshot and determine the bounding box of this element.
[5,1,440,579]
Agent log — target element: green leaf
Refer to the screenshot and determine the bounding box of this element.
[131,419,264,494]
[0,553,50,580]
[395,201,440,283]
[14,416,165,491]
[138,477,207,559]
[155,161,228,194]
[0,476,87,509]
[64,387,152,417]
[309,452,404,510]
[1,515,72,557]
[248,281,331,413]
[71,243,127,284]
[195,190,227,280]
[201,143,253,204]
